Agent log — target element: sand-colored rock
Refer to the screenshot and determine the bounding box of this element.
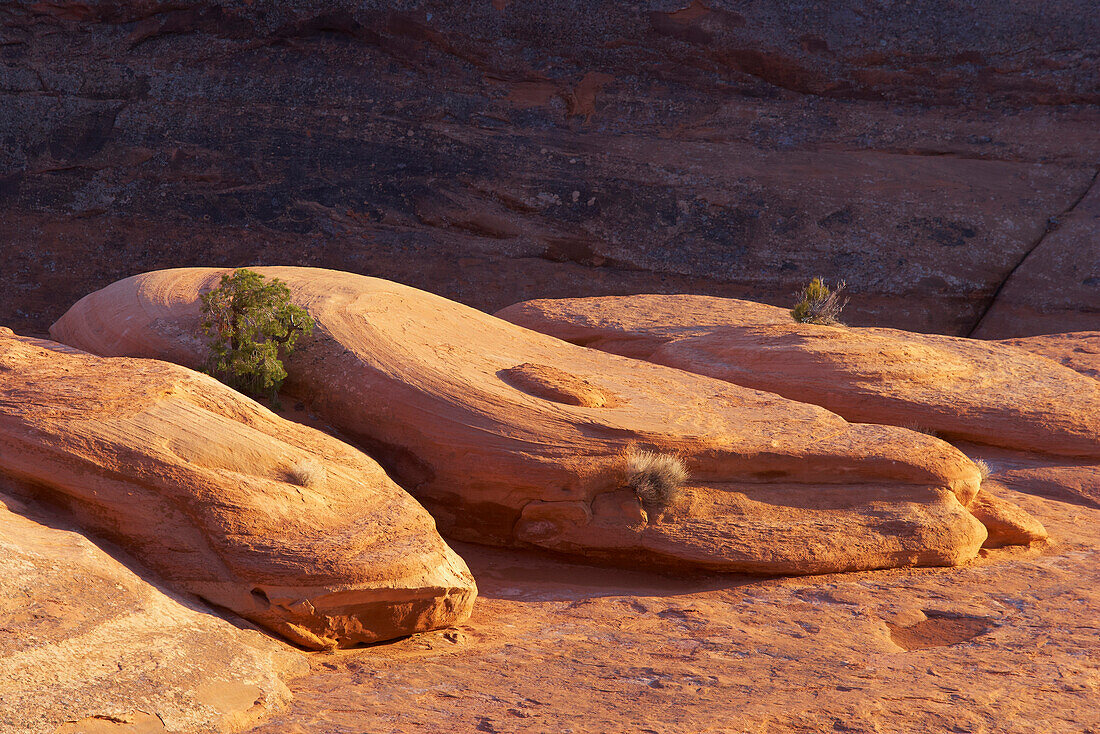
[0,492,305,734]
[999,463,1100,510]
[498,293,792,359]
[497,294,1100,459]
[52,267,1009,575]
[999,331,1100,381]
[0,329,476,650]
[965,486,1048,548]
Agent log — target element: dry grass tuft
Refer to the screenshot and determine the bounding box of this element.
[288,457,326,488]
[791,278,849,325]
[625,449,688,510]
[974,458,992,482]
[901,423,941,439]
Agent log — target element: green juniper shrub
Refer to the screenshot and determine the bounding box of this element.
[200,269,313,406]
[791,277,849,325]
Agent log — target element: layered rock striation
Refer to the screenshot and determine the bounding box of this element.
[0,328,476,649]
[51,267,1047,575]
[498,294,1100,459]
[1,1,1097,338]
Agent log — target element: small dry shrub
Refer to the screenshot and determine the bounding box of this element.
[625,449,688,510]
[974,459,992,482]
[901,423,941,439]
[791,278,849,325]
[289,458,326,488]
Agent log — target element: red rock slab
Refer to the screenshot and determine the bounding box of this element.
[998,464,1100,510]
[0,330,476,650]
[246,469,1099,734]
[965,486,1048,548]
[52,267,1000,575]
[998,331,1100,382]
[497,294,1100,459]
[0,492,306,734]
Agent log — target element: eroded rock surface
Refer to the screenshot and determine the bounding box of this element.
[999,331,1100,381]
[0,493,305,734]
[966,487,1048,549]
[498,294,1100,458]
[973,178,1100,338]
[242,460,1097,734]
[50,266,1036,575]
[0,329,476,649]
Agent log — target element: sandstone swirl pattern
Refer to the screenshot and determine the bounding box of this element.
[497,294,1100,459]
[0,329,476,650]
[51,267,1041,575]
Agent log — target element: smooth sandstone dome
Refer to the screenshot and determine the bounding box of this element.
[0,329,476,650]
[497,295,1100,459]
[49,267,1027,575]
[0,493,306,734]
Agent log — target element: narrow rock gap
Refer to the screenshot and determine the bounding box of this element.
[967,166,1100,337]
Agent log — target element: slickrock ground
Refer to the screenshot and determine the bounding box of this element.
[0,492,306,734]
[1000,332,1100,382]
[0,328,476,650]
[243,449,1099,734]
[2,1,1098,338]
[50,266,1041,576]
[497,294,1100,458]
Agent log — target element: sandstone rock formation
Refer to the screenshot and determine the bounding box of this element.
[0,492,306,734]
[2,2,1098,338]
[964,487,1048,549]
[51,266,1048,575]
[0,328,476,649]
[246,469,1099,734]
[497,294,1100,459]
[999,331,1100,382]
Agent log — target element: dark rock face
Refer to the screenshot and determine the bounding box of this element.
[1,0,1097,336]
